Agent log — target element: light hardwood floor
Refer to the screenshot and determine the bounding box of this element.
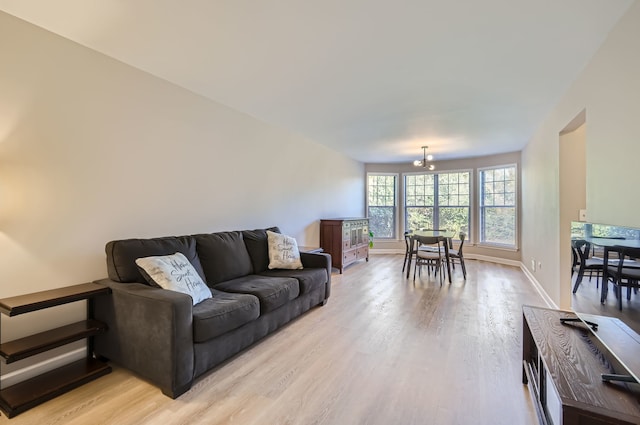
[1,255,546,425]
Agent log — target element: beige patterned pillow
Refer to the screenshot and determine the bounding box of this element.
[135,252,212,305]
[267,230,303,270]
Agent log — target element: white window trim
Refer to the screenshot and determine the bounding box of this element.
[402,168,473,242]
[477,163,518,250]
[366,172,399,240]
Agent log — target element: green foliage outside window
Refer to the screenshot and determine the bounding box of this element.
[405,172,470,237]
[480,166,516,246]
[367,174,397,239]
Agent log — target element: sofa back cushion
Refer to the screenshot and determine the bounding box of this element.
[194,231,253,284]
[106,236,206,284]
[242,226,280,274]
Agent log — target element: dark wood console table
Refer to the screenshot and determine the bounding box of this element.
[522,305,640,425]
[0,283,112,418]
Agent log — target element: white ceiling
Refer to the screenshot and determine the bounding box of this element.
[0,1,634,163]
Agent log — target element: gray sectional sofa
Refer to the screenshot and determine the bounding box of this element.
[92,227,331,398]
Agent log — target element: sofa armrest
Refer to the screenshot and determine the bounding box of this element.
[93,278,194,398]
[300,252,332,299]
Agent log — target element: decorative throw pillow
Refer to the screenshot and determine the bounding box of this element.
[135,252,212,305]
[267,230,304,270]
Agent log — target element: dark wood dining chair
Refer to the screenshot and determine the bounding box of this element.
[448,232,467,279]
[605,245,640,310]
[413,235,446,285]
[402,230,416,273]
[417,229,448,253]
[571,240,580,278]
[572,239,605,293]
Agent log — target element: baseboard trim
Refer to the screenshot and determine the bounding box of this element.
[519,263,557,309]
[0,347,86,389]
[464,253,520,267]
[369,249,404,255]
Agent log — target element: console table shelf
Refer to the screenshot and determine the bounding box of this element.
[0,283,111,418]
[522,305,640,425]
[0,319,107,364]
[0,357,110,416]
[0,283,110,316]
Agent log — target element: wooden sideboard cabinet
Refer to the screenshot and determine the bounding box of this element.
[320,218,369,273]
[522,305,640,425]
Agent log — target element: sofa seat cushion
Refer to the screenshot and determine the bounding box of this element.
[258,268,327,295]
[214,275,300,313]
[192,289,260,342]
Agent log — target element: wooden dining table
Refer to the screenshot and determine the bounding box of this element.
[405,229,457,282]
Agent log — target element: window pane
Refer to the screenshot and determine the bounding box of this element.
[405,172,470,238]
[479,165,517,247]
[484,182,494,196]
[406,207,434,231]
[439,207,470,235]
[481,207,515,245]
[484,170,495,182]
[505,193,515,205]
[367,174,397,239]
[368,206,395,238]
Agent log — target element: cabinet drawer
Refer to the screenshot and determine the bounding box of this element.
[343,249,357,264]
[357,247,368,260]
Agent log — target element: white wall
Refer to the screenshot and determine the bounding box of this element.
[558,123,586,308]
[0,10,363,352]
[521,2,640,307]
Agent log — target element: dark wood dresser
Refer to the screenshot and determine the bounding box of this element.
[320,218,369,273]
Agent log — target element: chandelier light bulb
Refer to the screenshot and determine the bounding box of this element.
[413,145,436,170]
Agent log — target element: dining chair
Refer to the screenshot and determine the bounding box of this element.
[402,230,416,273]
[412,235,446,285]
[605,245,640,310]
[417,229,449,253]
[572,239,606,293]
[571,240,580,278]
[448,232,467,279]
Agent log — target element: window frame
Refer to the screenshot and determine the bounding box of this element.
[366,172,399,240]
[477,164,518,250]
[403,169,472,241]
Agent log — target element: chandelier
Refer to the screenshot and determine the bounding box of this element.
[413,146,435,170]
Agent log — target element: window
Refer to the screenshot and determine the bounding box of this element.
[405,171,470,236]
[479,165,517,247]
[437,172,471,235]
[367,174,397,239]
